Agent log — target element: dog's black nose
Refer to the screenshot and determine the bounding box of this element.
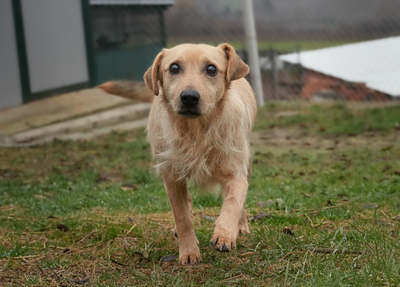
[180,89,200,107]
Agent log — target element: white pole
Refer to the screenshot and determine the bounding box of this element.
[242,0,264,107]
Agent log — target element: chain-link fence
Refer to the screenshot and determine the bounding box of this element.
[89,0,400,102]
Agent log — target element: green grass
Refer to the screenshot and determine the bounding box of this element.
[232,40,352,52]
[1,103,400,286]
[168,40,352,52]
[255,102,400,136]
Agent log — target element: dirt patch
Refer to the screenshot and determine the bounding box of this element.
[250,128,399,154]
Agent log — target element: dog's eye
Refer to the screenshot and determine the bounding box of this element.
[169,63,180,75]
[206,65,217,76]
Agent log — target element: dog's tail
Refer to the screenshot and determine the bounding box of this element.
[98,81,154,103]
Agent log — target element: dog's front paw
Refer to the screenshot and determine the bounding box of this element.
[210,226,237,252]
[179,247,201,265]
[238,220,250,235]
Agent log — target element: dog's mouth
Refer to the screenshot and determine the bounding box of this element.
[178,109,201,118]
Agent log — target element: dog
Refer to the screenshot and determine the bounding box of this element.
[99,43,257,264]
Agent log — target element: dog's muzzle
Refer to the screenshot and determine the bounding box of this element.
[179,89,201,118]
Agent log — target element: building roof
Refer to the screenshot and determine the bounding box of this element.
[90,0,174,5]
[279,36,400,97]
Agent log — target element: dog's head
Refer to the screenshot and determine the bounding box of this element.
[144,44,249,118]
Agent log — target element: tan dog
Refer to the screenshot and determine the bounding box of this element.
[100,43,257,264]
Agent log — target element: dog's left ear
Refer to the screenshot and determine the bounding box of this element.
[144,50,164,96]
[218,43,249,82]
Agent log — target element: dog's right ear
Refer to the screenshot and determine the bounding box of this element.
[218,43,249,82]
[144,50,164,96]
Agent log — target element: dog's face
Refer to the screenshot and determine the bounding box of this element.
[144,44,249,118]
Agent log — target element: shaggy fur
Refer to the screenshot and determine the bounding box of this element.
[99,43,257,265]
[151,81,254,185]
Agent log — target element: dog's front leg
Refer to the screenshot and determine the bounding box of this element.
[163,176,201,264]
[211,176,248,252]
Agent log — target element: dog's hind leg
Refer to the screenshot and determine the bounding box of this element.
[238,158,252,234]
[163,176,201,264]
[211,176,248,252]
[238,208,250,234]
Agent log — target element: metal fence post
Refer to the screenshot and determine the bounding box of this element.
[270,48,278,99]
[242,0,264,107]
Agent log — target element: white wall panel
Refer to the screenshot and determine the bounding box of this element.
[0,0,23,110]
[22,0,89,93]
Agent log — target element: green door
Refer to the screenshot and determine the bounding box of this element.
[91,5,167,85]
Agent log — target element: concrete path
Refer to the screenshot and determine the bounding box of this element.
[0,88,150,146]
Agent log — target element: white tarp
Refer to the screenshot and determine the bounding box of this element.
[280,37,400,97]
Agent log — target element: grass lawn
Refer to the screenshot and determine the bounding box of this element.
[1,102,400,286]
[168,41,352,52]
[231,41,352,53]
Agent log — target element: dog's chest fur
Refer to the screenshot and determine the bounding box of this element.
[147,81,256,185]
[150,111,250,185]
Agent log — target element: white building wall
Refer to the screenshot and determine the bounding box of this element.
[21,0,89,93]
[0,0,23,110]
